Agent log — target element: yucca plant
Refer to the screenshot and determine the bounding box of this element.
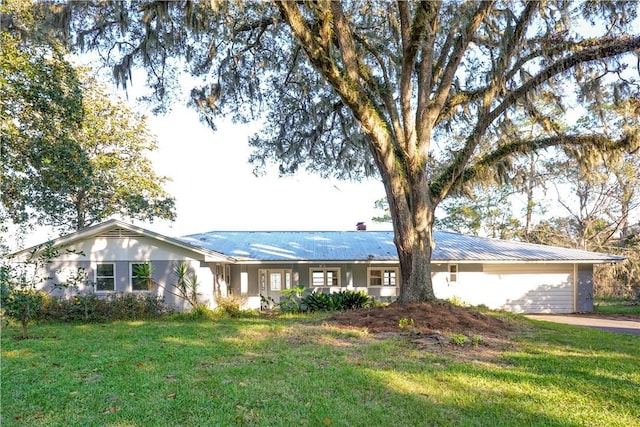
[132,262,155,290]
[172,262,201,309]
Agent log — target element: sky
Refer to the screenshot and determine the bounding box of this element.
[141,105,393,236]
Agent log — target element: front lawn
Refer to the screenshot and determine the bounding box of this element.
[1,314,638,426]
[594,297,640,315]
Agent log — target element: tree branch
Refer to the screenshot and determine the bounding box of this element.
[487,35,640,130]
[434,35,640,201]
[434,132,640,198]
[329,1,360,85]
[428,1,494,124]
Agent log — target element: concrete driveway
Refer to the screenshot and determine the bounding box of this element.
[526,314,640,336]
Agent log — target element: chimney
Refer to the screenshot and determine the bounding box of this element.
[356,222,366,231]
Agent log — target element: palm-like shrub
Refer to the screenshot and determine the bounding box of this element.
[301,290,372,312]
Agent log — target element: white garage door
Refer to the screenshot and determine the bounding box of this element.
[483,264,574,314]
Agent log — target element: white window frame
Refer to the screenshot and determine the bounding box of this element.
[95,263,115,292]
[309,268,341,287]
[448,264,459,284]
[269,272,282,291]
[130,262,152,292]
[258,269,293,292]
[367,267,399,287]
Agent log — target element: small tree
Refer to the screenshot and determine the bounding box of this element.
[0,263,47,339]
[0,242,85,338]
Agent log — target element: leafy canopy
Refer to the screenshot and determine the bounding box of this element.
[1,0,176,233]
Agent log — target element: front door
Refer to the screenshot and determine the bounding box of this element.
[259,269,291,306]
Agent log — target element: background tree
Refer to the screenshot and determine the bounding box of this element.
[1,11,84,227]
[436,185,521,239]
[42,1,640,302]
[2,67,177,232]
[1,1,176,234]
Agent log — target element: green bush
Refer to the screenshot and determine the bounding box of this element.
[449,333,468,346]
[302,292,334,312]
[37,293,172,323]
[1,286,48,338]
[215,295,245,318]
[189,304,218,320]
[277,287,306,313]
[301,290,372,312]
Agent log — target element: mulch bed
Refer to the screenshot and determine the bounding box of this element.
[325,301,512,336]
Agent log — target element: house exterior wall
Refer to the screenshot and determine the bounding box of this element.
[36,237,216,311]
[228,262,400,309]
[59,236,204,262]
[432,263,580,313]
[475,263,573,313]
[226,261,592,313]
[432,263,484,302]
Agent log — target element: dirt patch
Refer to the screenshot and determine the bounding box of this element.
[325,301,512,336]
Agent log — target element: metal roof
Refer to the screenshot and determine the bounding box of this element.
[178,230,625,263]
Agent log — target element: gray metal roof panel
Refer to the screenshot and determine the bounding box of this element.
[178,230,624,263]
[179,231,398,261]
[432,231,624,262]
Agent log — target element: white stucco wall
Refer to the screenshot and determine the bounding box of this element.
[56,237,204,262]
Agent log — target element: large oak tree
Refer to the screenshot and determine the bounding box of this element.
[41,0,640,302]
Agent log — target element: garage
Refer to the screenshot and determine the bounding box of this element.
[482,264,575,313]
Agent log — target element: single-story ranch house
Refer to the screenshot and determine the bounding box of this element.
[10,219,624,314]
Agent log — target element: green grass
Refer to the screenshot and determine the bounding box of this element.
[2,315,639,426]
[594,297,640,315]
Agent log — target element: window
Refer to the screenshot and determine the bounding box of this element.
[96,263,115,292]
[131,262,151,291]
[258,269,293,293]
[368,268,398,287]
[310,268,340,287]
[449,264,458,283]
[269,272,282,291]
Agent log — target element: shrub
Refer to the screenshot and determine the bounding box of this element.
[1,286,48,338]
[447,295,469,307]
[36,293,173,323]
[338,290,372,310]
[189,304,217,320]
[302,292,334,312]
[301,290,373,312]
[449,333,468,346]
[277,287,306,313]
[215,295,245,318]
[472,335,483,346]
